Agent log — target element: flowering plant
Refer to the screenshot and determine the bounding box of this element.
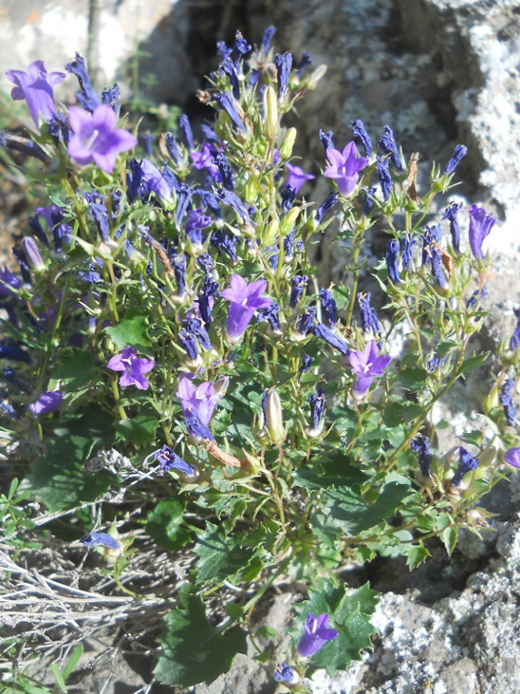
[1,25,518,692]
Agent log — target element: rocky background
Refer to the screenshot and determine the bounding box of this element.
[2,1,520,693]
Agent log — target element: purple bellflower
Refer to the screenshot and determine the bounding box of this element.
[297,51,312,77]
[221,274,273,344]
[444,145,467,176]
[175,184,194,227]
[504,448,520,469]
[451,447,479,487]
[3,367,31,394]
[319,129,334,153]
[275,52,293,98]
[217,189,250,224]
[281,185,296,213]
[191,143,222,182]
[65,53,99,112]
[386,240,401,283]
[101,83,120,114]
[215,151,235,190]
[499,378,516,426]
[213,91,247,133]
[6,61,66,129]
[358,292,381,337]
[0,267,20,297]
[349,340,392,399]
[307,389,326,436]
[297,613,338,658]
[377,156,392,200]
[262,26,277,55]
[153,445,197,476]
[351,119,373,158]
[107,347,155,390]
[410,434,432,479]
[510,308,520,351]
[285,163,315,194]
[68,104,137,174]
[466,286,488,310]
[319,288,337,328]
[443,202,462,252]
[401,232,416,270]
[274,664,299,685]
[324,142,369,196]
[21,237,45,272]
[468,204,497,259]
[311,322,350,355]
[29,391,63,415]
[295,306,316,337]
[0,344,31,363]
[221,56,240,100]
[316,192,338,224]
[81,531,121,550]
[211,229,237,260]
[430,245,447,287]
[377,125,402,169]
[48,111,71,146]
[422,225,443,265]
[179,114,194,151]
[363,187,377,216]
[166,132,182,164]
[257,303,281,334]
[300,354,315,377]
[290,275,308,308]
[176,376,220,427]
[140,158,172,202]
[12,246,32,284]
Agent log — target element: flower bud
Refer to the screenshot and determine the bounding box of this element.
[263,388,285,444]
[244,175,259,205]
[482,382,500,414]
[214,375,230,396]
[306,64,327,90]
[279,127,297,159]
[279,207,300,236]
[264,218,279,247]
[477,444,496,472]
[263,86,279,139]
[21,237,45,272]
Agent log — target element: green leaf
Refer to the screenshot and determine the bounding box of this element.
[292,463,367,491]
[50,664,67,693]
[194,523,254,583]
[441,525,457,555]
[154,595,248,686]
[116,407,159,446]
[54,351,97,391]
[291,579,378,675]
[20,439,114,513]
[255,625,278,639]
[105,308,153,353]
[62,644,84,680]
[458,429,483,447]
[326,481,412,535]
[437,340,457,358]
[406,544,430,570]
[398,368,428,391]
[146,500,191,551]
[458,351,489,375]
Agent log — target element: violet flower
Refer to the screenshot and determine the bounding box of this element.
[275,52,293,98]
[401,233,416,270]
[504,448,520,469]
[0,267,21,297]
[257,304,281,334]
[510,308,520,350]
[349,340,392,399]
[29,391,63,415]
[221,274,273,343]
[444,144,467,176]
[81,531,121,549]
[285,163,315,194]
[273,663,299,685]
[67,104,137,174]
[6,61,65,129]
[451,447,479,487]
[377,125,402,170]
[153,445,197,476]
[211,229,237,260]
[410,434,432,479]
[319,288,337,328]
[65,53,99,112]
[213,91,247,133]
[221,56,240,100]
[351,119,373,158]
[300,354,315,377]
[0,345,31,363]
[176,376,220,426]
[499,378,516,426]
[191,143,222,182]
[466,287,488,310]
[324,142,368,196]
[295,306,316,337]
[290,275,308,308]
[107,347,155,390]
[140,158,172,202]
[468,204,497,259]
[281,185,296,213]
[179,114,194,151]
[312,322,350,355]
[297,613,338,658]
[307,389,326,436]
[377,156,392,200]
[386,240,401,283]
[358,292,381,337]
[215,151,235,190]
[443,202,462,252]
[262,26,277,55]
[319,129,334,153]
[316,192,338,224]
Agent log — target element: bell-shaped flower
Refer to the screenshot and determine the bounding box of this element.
[6,60,66,129]
[468,204,497,259]
[349,340,392,399]
[324,142,368,196]
[107,347,155,390]
[67,104,137,173]
[29,391,63,416]
[221,274,273,344]
[297,613,338,658]
[176,376,221,427]
[285,163,315,194]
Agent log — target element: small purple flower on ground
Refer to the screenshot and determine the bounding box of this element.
[377,125,402,169]
[468,204,497,259]
[410,434,432,479]
[499,378,516,426]
[29,391,63,415]
[153,445,197,476]
[319,288,337,328]
[311,323,350,355]
[81,531,121,549]
[176,377,220,427]
[274,664,299,685]
[377,156,392,200]
[324,142,368,196]
[505,448,520,469]
[297,613,338,658]
[107,347,155,390]
[451,447,479,487]
[401,233,416,270]
[65,53,99,112]
[443,202,462,252]
[221,274,273,343]
[67,104,137,173]
[285,163,315,194]
[349,340,392,399]
[386,240,401,283]
[444,145,467,176]
[290,275,308,308]
[6,60,65,129]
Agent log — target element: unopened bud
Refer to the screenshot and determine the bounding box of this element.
[244,176,259,204]
[214,375,230,396]
[306,64,327,90]
[483,382,500,414]
[263,86,279,139]
[280,207,300,236]
[21,237,45,272]
[263,388,285,444]
[279,127,297,159]
[476,445,496,474]
[264,218,279,246]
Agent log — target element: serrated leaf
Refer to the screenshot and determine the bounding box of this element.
[54,351,97,391]
[155,595,248,686]
[194,523,254,583]
[441,525,457,555]
[292,463,367,491]
[406,544,430,570]
[458,351,489,375]
[458,429,483,446]
[437,340,457,358]
[326,481,412,535]
[146,499,191,551]
[399,368,428,391]
[290,579,378,675]
[116,407,159,446]
[105,308,153,353]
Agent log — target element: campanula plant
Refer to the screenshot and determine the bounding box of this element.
[0,25,517,693]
